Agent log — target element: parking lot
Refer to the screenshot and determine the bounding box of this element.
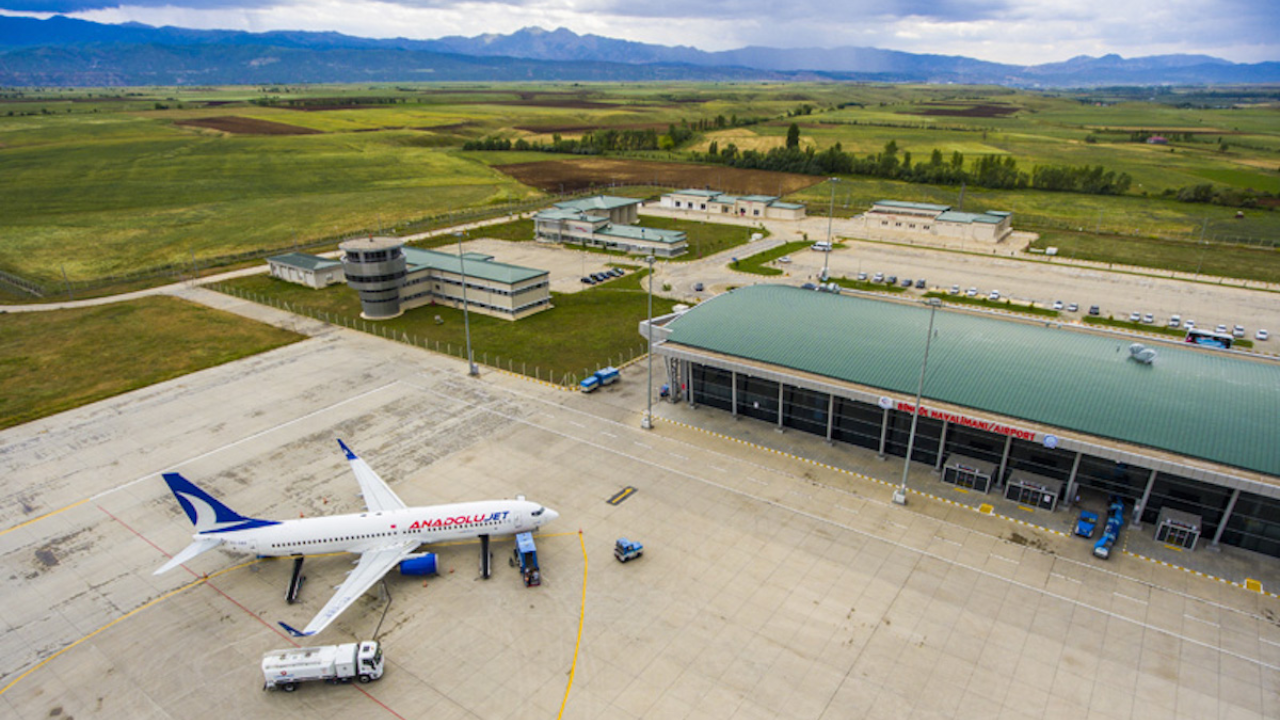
[3,293,1278,719]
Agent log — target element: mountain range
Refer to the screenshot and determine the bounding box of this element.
[1,16,1277,87]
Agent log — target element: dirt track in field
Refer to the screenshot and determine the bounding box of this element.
[492,158,824,196]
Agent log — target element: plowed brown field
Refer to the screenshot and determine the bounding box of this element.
[174,116,323,135]
[492,158,823,196]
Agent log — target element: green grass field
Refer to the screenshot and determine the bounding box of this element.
[216,272,675,382]
[3,82,1276,292]
[0,296,303,429]
[734,241,812,275]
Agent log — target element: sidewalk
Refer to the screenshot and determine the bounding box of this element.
[653,396,1280,595]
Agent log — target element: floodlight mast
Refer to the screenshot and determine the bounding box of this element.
[822,178,837,281]
[642,255,656,430]
[895,297,942,506]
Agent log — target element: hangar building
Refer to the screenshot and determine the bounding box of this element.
[640,285,1280,559]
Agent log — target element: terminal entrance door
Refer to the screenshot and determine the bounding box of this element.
[1005,483,1057,510]
[1156,523,1198,549]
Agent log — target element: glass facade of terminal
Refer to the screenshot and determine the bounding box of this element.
[686,360,1280,560]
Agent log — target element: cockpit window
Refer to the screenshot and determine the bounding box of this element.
[532,507,544,516]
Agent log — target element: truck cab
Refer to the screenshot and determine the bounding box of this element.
[614,538,644,563]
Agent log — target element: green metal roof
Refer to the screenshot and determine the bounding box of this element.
[874,200,951,213]
[665,285,1280,477]
[535,208,605,222]
[673,189,723,197]
[738,194,779,203]
[936,211,1004,224]
[268,252,342,271]
[554,195,641,212]
[403,247,546,284]
[598,225,686,244]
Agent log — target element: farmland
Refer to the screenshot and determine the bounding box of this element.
[1,82,1278,295]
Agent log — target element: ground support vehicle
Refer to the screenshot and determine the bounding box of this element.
[1075,511,1099,538]
[511,531,541,587]
[580,366,620,393]
[1093,498,1126,559]
[262,641,383,691]
[614,538,644,562]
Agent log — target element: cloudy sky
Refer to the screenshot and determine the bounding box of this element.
[3,0,1276,64]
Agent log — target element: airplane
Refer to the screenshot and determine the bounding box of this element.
[154,439,559,637]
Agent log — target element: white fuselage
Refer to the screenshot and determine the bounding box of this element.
[206,499,552,557]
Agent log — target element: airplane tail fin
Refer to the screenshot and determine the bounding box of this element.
[161,472,274,533]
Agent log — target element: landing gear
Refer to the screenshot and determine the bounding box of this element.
[287,556,306,604]
[479,534,491,579]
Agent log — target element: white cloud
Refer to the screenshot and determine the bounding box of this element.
[12,0,1276,63]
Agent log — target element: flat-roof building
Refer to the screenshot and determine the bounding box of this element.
[854,199,1013,242]
[534,195,687,258]
[660,189,806,220]
[340,237,550,321]
[267,252,345,289]
[641,285,1280,559]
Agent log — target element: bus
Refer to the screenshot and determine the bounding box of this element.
[1185,327,1233,349]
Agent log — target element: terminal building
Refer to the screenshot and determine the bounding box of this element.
[534,195,687,257]
[640,285,1280,559]
[339,236,550,321]
[659,189,807,220]
[851,200,1014,243]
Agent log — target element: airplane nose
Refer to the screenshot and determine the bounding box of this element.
[544,508,559,523]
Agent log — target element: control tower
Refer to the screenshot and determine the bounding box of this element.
[339,236,406,319]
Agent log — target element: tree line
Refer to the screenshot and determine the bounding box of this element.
[694,131,1133,196]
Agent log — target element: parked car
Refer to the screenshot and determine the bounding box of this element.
[1215,324,1228,334]
[801,282,817,290]
[988,290,1001,301]
[1143,313,1155,324]
[901,277,913,287]
[1185,319,1196,329]
[966,287,979,297]
[949,285,961,295]
[886,275,898,285]
[1067,303,1079,312]
[873,272,884,283]
[1052,300,1064,311]
[857,272,868,281]
[915,278,927,289]
[1088,305,1100,316]
[693,282,704,292]
[581,276,595,285]
[1232,325,1245,338]
[1168,315,1181,328]
[610,268,623,277]
[777,256,792,264]
[1257,329,1270,341]
[1128,311,1141,323]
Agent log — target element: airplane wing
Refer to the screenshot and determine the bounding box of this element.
[279,541,417,638]
[338,439,406,513]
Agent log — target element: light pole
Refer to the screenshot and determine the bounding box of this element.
[456,231,478,376]
[894,297,942,506]
[822,177,837,281]
[642,255,656,429]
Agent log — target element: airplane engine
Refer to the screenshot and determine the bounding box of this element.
[398,553,438,576]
